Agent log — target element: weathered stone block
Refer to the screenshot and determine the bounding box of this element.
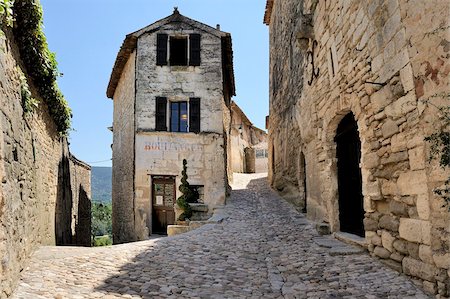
[390,252,404,262]
[433,253,450,270]
[393,239,408,254]
[408,146,425,170]
[381,151,408,165]
[423,281,437,294]
[382,230,396,252]
[371,233,382,246]
[407,242,420,259]
[416,193,430,220]
[419,245,434,265]
[397,170,427,195]
[364,180,382,200]
[381,119,399,138]
[364,218,378,231]
[400,63,415,92]
[389,200,409,216]
[374,246,391,259]
[370,85,393,112]
[403,257,438,282]
[363,152,380,169]
[390,133,406,152]
[379,215,399,232]
[399,218,431,245]
[385,91,417,118]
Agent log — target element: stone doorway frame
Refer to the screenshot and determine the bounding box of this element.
[321,107,370,235]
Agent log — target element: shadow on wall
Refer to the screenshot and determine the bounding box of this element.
[55,155,73,245]
[76,185,91,247]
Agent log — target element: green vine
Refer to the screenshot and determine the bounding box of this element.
[18,66,39,113]
[0,0,14,38]
[425,104,450,210]
[12,0,71,134]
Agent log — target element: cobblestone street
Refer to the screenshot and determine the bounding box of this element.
[12,174,430,299]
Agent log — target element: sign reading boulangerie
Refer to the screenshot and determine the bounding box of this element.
[143,141,203,152]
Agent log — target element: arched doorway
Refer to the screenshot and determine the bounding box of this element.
[299,152,307,213]
[335,113,364,237]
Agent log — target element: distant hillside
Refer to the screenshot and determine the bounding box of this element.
[91,167,112,202]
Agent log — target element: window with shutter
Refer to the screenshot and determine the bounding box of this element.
[156,34,168,66]
[170,37,188,66]
[189,34,201,66]
[155,97,167,131]
[189,98,200,133]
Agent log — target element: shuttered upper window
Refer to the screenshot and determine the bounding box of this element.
[156,33,201,66]
[155,97,201,133]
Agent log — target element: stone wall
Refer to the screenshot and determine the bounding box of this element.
[230,102,268,174]
[111,51,136,244]
[0,32,91,298]
[266,0,449,295]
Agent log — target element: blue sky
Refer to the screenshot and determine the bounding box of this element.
[40,0,269,167]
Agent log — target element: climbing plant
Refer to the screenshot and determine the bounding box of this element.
[0,0,14,39]
[12,0,71,134]
[425,102,450,210]
[176,159,197,221]
[18,66,39,113]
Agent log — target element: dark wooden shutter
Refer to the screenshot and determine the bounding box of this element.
[189,98,200,133]
[155,97,167,131]
[156,34,168,66]
[189,34,201,66]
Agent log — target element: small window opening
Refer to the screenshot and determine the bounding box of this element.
[170,101,188,132]
[170,37,188,66]
[329,48,335,76]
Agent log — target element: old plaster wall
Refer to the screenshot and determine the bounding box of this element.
[133,24,227,238]
[267,0,449,295]
[111,51,136,244]
[0,34,91,298]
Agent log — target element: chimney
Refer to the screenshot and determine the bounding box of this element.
[216,24,221,30]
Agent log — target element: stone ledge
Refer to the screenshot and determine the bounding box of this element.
[333,232,368,249]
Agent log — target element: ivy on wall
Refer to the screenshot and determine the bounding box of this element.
[425,103,450,210]
[11,0,71,134]
[0,0,14,37]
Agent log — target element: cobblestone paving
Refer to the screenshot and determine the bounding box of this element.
[13,174,430,299]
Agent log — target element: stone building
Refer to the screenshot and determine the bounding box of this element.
[0,11,91,299]
[107,9,235,242]
[230,101,268,174]
[264,0,449,295]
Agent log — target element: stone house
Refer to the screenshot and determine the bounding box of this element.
[0,9,91,298]
[230,101,268,174]
[107,9,235,242]
[264,0,449,295]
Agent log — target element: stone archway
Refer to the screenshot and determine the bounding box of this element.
[334,113,364,237]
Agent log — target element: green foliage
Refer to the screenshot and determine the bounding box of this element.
[17,66,39,113]
[0,0,14,40]
[93,235,112,247]
[12,0,71,134]
[425,105,450,209]
[176,159,197,221]
[91,202,112,244]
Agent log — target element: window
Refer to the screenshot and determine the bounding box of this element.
[170,37,188,66]
[256,149,269,159]
[170,101,188,132]
[189,185,204,203]
[156,33,201,66]
[155,97,201,133]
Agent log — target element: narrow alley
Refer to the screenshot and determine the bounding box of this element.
[13,174,429,299]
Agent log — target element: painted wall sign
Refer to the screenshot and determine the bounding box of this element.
[143,141,203,152]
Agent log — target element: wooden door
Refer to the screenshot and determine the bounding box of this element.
[152,176,176,234]
[335,113,364,237]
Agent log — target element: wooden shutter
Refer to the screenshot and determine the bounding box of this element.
[189,98,200,133]
[155,97,167,131]
[156,34,168,66]
[189,34,201,66]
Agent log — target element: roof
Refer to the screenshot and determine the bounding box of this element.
[107,8,235,99]
[263,0,274,25]
[231,101,267,135]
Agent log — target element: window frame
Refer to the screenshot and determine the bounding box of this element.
[169,101,189,133]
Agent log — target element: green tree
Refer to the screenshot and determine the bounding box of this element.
[91,202,112,243]
[176,159,197,220]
